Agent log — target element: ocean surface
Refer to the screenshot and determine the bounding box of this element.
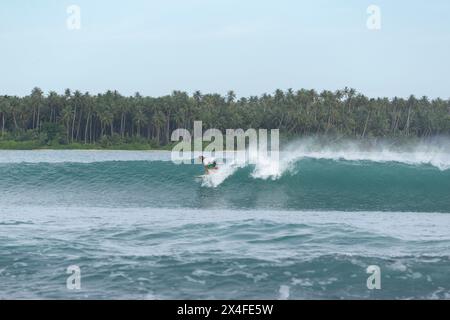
[1,141,450,299]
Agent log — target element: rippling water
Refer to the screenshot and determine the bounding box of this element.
[0,148,449,299]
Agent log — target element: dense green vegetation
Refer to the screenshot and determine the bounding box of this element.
[0,87,449,149]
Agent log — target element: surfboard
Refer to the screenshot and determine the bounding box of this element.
[196,170,218,181]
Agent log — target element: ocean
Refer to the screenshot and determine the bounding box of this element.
[1,140,450,299]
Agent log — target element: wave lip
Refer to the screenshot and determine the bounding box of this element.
[1,137,449,172]
[280,137,450,171]
[197,137,450,186]
[201,139,450,187]
[296,150,450,171]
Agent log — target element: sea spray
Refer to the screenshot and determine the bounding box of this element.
[201,160,244,188]
[281,136,450,171]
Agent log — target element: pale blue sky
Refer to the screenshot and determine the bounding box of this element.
[1,0,449,98]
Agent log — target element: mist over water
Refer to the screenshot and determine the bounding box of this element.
[1,137,449,299]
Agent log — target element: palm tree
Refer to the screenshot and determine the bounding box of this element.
[61,105,72,141]
[0,97,9,137]
[152,110,166,145]
[226,90,236,104]
[47,91,60,123]
[133,106,147,137]
[31,87,43,130]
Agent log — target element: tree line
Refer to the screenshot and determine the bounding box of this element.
[0,87,449,147]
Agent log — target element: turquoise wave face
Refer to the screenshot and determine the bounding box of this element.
[0,158,449,212]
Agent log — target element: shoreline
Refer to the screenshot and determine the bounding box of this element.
[1,135,449,151]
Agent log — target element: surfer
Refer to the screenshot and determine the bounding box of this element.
[199,156,218,174]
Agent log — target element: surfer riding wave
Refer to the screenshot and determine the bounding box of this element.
[199,156,218,174]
